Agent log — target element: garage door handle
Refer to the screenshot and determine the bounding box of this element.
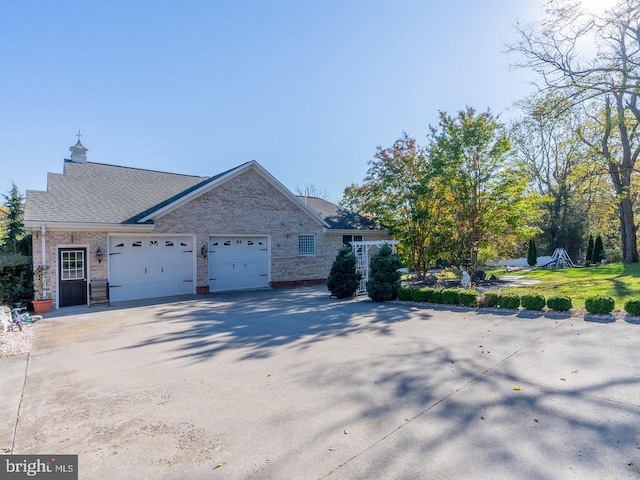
[110,285,122,288]
[161,267,164,273]
[145,268,147,274]
[183,279,193,282]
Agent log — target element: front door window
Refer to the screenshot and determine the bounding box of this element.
[61,250,85,280]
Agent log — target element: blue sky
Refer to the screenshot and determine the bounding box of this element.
[2,1,546,203]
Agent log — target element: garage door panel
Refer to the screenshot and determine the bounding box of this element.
[209,236,269,292]
[109,236,194,302]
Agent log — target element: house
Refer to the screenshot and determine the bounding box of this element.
[24,140,392,308]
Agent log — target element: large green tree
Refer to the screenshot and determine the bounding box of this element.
[342,133,447,276]
[429,107,540,269]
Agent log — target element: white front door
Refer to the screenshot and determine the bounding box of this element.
[208,236,269,292]
[109,236,195,302]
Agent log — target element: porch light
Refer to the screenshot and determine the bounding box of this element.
[96,247,104,263]
[201,244,208,258]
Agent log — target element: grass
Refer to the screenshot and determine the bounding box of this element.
[489,262,640,310]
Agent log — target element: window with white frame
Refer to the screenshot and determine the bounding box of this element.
[298,234,315,256]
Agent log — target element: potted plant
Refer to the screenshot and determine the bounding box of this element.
[32,264,53,314]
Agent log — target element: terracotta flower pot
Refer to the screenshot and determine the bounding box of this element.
[32,299,53,314]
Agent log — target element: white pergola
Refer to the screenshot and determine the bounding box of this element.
[350,240,400,296]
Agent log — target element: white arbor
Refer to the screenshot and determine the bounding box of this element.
[350,240,399,295]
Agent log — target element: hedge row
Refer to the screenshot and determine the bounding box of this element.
[397,287,640,315]
[398,286,575,312]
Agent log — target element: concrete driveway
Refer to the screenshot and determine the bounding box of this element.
[2,287,639,479]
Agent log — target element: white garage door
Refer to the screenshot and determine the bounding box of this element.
[109,236,194,302]
[208,237,269,292]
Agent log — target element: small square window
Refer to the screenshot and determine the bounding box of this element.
[298,235,315,256]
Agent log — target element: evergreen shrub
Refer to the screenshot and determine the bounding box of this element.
[585,295,614,315]
[479,291,499,308]
[521,294,546,311]
[624,300,640,316]
[410,288,429,302]
[441,288,460,305]
[397,286,413,301]
[497,293,520,310]
[326,245,361,298]
[458,290,479,307]
[367,244,403,302]
[546,296,572,312]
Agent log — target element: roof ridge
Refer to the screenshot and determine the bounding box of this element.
[64,160,208,179]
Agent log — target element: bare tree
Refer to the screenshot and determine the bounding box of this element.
[511,0,640,262]
[295,183,330,201]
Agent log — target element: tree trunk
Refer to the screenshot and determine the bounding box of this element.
[619,197,639,263]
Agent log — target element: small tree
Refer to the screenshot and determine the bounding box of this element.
[592,235,604,263]
[367,244,402,302]
[527,238,537,266]
[585,234,594,263]
[326,245,361,298]
[2,184,26,253]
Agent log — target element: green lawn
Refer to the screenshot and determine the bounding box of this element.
[490,262,640,311]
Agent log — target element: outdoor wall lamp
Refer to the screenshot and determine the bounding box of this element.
[95,247,104,263]
[201,244,208,258]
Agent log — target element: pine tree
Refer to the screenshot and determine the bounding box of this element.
[326,245,361,298]
[585,234,594,263]
[2,183,26,253]
[592,235,604,263]
[367,244,403,302]
[527,238,537,266]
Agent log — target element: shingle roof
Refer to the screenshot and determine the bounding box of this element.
[297,196,386,230]
[25,160,386,232]
[25,161,208,224]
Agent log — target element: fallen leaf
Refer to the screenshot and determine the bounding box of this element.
[343,430,348,435]
[405,418,409,422]
[329,447,336,451]
[572,370,579,374]
[213,462,227,470]
[628,463,634,466]
[534,418,539,423]
[560,378,566,381]
[513,386,521,391]
[480,416,485,420]
[267,374,272,377]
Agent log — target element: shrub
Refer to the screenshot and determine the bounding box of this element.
[527,238,537,266]
[427,288,443,304]
[547,296,572,312]
[624,300,640,316]
[585,234,594,263]
[592,235,604,262]
[585,295,614,315]
[441,288,460,305]
[397,286,413,301]
[410,288,429,302]
[326,245,361,298]
[478,291,499,308]
[521,293,546,311]
[497,293,520,310]
[367,244,403,302]
[458,290,479,307]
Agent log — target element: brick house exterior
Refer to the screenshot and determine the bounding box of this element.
[24,141,391,308]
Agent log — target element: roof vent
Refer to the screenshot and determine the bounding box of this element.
[69,132,88,163]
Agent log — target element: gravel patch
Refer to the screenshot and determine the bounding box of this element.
[0,323,35,358]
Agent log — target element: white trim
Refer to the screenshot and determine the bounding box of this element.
[55,243,91,308]
[25,222,155,233]
[323,228,392,236]
[136,161,330,228]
